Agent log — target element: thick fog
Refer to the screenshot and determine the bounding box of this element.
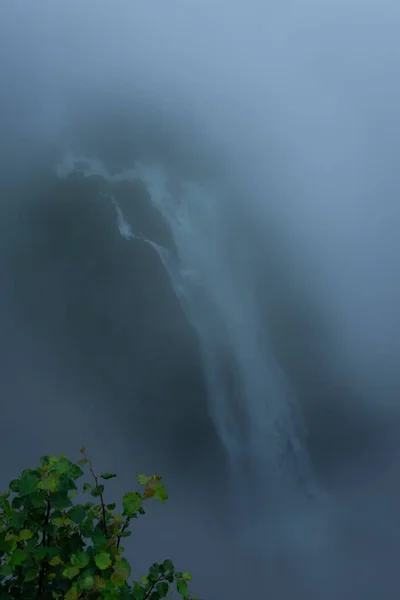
[1,1,400,598]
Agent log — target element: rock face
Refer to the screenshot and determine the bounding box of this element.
[4,170,228,494]
[0,152,385,501]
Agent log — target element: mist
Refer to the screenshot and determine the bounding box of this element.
[1,1,400,598]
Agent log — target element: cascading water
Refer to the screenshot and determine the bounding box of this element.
[56,151,318,511]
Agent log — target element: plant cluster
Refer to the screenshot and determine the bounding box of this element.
[0,447,198,600]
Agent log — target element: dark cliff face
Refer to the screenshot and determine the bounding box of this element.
[1,169,228,506]
[1,147,399,600]
[1,159,386,489]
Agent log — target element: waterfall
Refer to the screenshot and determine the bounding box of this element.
[56,152,317,506]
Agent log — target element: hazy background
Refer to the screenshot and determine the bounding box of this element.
[1,1,400,598]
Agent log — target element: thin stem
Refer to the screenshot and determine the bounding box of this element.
[143,573,164,600]
[81,449,108,537]
[37,493,51,598]
[117,517,130,549]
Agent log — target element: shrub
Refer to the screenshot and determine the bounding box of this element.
[0,447,198,599]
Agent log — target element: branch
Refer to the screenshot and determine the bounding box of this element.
[143,573,164,600]
[27,512,45,529]
[37,493,51,598]
[81,449,108,537]
[117,517,130,549]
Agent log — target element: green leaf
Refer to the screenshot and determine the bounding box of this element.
[91,528,108,551]
[69,506,87,524]
[103,592,121,600]
[9,479,20,493]
[149,563,160,578]
[163,559,174,572]
[95,575,106,590]
[47,454,58,467]
[58,476,78,492]
[65,586,80,600]
[67,464,84,480]
[176,580,188,597]
[49,555,62,566]
[62,534,83,558]
[71,552,90,569]
[137,474,150,485]
[110,558,130,586]
[77,458,88,466]
[90,485,104,498]
[38,473,60,492]
[28,491,47,508]
[83,483,93,493]
[133,585,146,600]
[63,565,80,580]
[52,457,70,474]
[95,552,111,570]
[153,483,168,503]
[156,582,169,597]
[34,547,49,561]
[19,528,34,540]
[40,455,51,467]
[19,472,40,496]
[0,563,13,577]
[11,495,23,509]
[182,572,192,581]
[9,511,27,528]
[51,491,73,510]
[122,492,142,517]
[100,473,116,480]
[119,557,131,575]
[0,495,10,509]
[24,569,37,582]
[113,512,124,525]
[140,576,149,585]
[79,518,94,537]
[5,538,17,552]
[107,502,116,511]
[46,546,60,559]
[10,548,29,566]
[79,574,95,590]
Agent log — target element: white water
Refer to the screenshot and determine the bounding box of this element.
[56,151,317,505]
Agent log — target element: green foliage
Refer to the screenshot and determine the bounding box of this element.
[0,447,200,599]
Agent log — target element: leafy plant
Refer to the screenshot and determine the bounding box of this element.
[0,447,198,599]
